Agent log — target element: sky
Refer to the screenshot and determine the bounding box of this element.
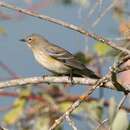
[0,0,127,129]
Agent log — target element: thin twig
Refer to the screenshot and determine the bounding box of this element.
[117,94,128,109]
[65,115,78,130]
[96,55,130,130]
[49,75,110,130]
[88,1,99,16]
[0,1,130,55]
[96,95,128,130]
[0,126,7,130]
[92,0,118,27]
[117,65,130,73]
[96,118,109,130]
[0,2,130,130]
[49,99,82,130]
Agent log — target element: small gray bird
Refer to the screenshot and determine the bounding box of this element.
[20,34,99,79]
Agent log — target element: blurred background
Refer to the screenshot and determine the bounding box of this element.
[0,0,130,130]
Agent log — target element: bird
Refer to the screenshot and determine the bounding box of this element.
[20,33,99,79]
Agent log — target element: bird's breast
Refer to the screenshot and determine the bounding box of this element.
[32,49,70,74]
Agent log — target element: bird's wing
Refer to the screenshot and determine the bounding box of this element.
[44,43,85,70]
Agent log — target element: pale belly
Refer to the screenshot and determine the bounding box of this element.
[33,51,71,74]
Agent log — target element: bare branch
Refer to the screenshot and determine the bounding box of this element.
[0,2,130,130]
[0,1,130,55]
[0,75,128,92]
[49,75,110,130]
[49,54,130,130]
[49,99,82,130]
[0,76,95,89]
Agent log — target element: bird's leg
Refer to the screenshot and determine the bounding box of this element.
[69,70,74,85]
[42,74,51,85]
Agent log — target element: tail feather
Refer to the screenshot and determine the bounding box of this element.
[73,68,100,79]
[82,68,100,79]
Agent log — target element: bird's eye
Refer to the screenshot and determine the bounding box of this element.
[28,38,32,41]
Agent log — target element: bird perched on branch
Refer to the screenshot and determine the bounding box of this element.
[20,34,99,79]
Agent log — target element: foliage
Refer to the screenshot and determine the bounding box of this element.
[1,0,130,130]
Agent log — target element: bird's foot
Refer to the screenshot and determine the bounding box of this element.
[42,75,50,85]
[68,75,74,85]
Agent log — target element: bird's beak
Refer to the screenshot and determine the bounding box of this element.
[19,39,26,42]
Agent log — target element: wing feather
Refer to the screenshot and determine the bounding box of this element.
[44,44,85,70]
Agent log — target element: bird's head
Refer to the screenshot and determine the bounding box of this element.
[20,34,47,48]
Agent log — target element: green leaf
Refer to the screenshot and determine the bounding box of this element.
[3,88,31,125]
[94,42,112,56]
[3,98,26,125]
[34,116,50,130]
[111,109,129,130]
[59,101,73,112]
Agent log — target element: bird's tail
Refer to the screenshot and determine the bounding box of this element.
[73,68,100,79]
[82,68,100,79]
